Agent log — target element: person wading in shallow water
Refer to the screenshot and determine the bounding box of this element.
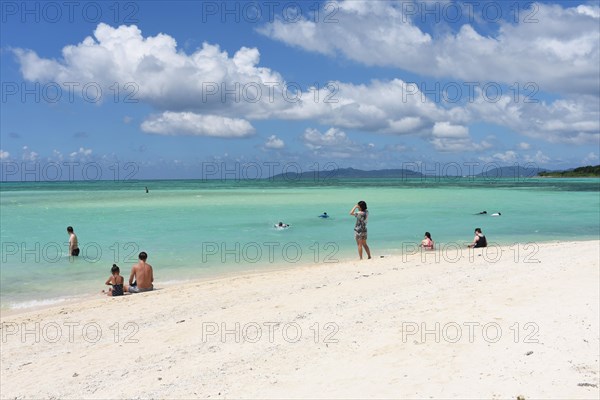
[67,226,79,256]
[350,200,371,260]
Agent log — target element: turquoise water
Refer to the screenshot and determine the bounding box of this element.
[1,178,599,310]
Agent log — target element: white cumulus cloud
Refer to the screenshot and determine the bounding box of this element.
[518,142,531,150]
[259,1,600,96]
[21,146,38,161]
[141,112,255,138]
[264,135,285,149]
[69,147,93,159]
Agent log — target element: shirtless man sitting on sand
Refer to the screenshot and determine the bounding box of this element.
[126,251,154,293]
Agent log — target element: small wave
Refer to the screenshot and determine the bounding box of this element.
[8,297,71,310]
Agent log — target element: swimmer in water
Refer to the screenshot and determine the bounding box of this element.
[476,211,487,215]
[319,212,329,218]
[491,212,501,216]
[275,222,290,228]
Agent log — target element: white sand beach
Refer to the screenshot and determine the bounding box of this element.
[1,240,599,399]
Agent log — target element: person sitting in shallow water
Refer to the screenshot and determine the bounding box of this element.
[420,232,434,250]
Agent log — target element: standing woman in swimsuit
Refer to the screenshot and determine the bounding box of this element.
[350,200,371,260]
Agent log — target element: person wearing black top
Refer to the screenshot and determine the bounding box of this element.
[468,228,487,248]
[104,264,124,296]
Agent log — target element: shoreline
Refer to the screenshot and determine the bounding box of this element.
[2,240,599,398]
[1,239,598,398]
[2,238,597,317]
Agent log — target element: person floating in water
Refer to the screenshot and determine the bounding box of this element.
[350,201,371,260]
[318,212,329,218]
[275,222,290,229]
[420,232,434,250]
[491,212,501,216]
[67,226,79,256]
[468,228,487,248]
[476,211,487,215]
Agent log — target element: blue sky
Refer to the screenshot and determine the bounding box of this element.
[1,0,599,179]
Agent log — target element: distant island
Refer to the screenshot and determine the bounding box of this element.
[270,167,425,179]
[269,165,600,180]
[538,165,600,177]
[270,166,545,179]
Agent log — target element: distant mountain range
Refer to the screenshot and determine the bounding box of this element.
[270,166,550,179]
[270,167,425,179]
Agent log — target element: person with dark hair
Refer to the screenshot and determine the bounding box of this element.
[66,226,79,256]
[126,252,154,293]
[350,201,371,260]
[421,232,434,250]
[468,228,487,248]
[104,264,124,296]
[318,212,329,219]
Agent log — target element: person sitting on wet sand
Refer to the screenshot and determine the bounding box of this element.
[468,228,487,248]
[126,252,154,293]
[420,232,434,250]
[104,264,124,297]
